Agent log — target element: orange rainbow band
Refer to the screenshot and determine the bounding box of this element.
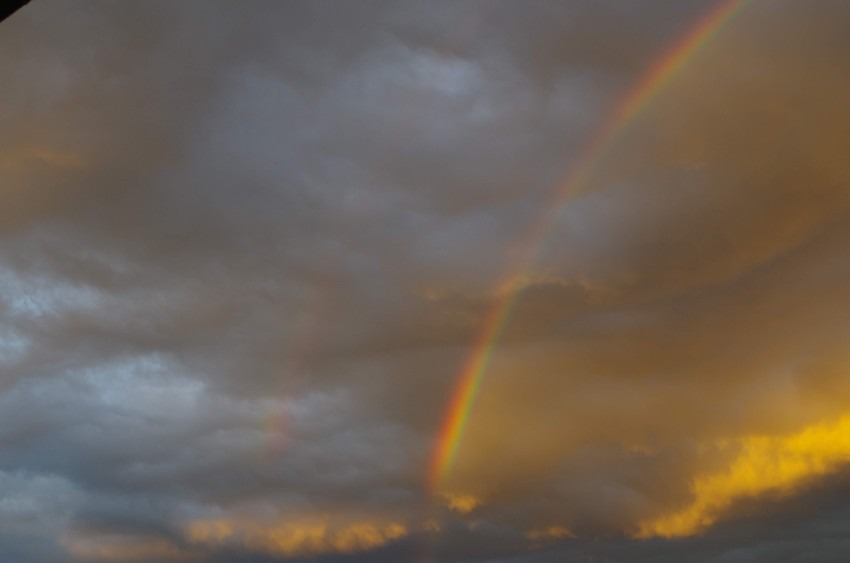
[429,0,751,493]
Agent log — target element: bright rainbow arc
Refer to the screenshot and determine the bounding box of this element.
[429,0,751,493]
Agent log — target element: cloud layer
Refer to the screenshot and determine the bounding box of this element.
[2,1,850,561]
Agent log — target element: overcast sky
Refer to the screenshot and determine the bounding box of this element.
[3,1,850,562]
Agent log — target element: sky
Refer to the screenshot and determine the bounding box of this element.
[2,1,850,562]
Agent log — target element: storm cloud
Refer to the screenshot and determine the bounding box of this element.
[2,1,850,562]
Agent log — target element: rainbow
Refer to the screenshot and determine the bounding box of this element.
[264,287,331,461]
[429,0,751,492]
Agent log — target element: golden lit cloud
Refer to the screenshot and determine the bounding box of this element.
[186,516,407,557]
[440,492,481,514]
[636,414,850,538]
[63,533,199,562]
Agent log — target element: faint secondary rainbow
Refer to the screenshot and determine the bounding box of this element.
[264,286,331,461]
[429,0,751,492]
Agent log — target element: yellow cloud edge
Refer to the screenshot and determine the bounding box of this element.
[64,534,200,562]
[440,492,481,514]
[636,413,850,538]
[186,517,407,557]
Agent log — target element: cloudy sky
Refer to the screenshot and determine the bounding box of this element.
[3,1,850,561]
